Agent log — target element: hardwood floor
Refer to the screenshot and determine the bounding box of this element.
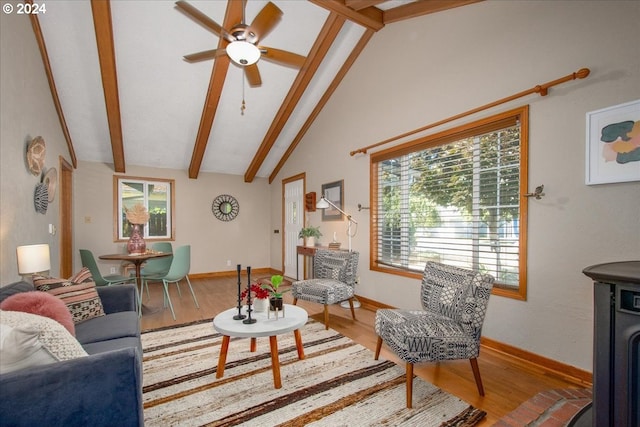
[140,276,589,426]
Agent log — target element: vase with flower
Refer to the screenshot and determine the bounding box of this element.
[260,275,289,312]
[241,283,270,312]
[125,204,149,255]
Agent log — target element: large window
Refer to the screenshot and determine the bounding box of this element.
[113,176,175,241]
[371,106,528,299]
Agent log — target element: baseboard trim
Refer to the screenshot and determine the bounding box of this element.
[355,294,593,387]
[189,268,279,280]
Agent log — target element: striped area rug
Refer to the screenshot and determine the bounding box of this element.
[141,319,486,427]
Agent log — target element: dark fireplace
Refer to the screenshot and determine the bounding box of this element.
[582,261,640,427]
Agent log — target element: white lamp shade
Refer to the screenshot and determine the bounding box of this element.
[17,244,51,274]
[226,41,261,66]
[316,197,330,209]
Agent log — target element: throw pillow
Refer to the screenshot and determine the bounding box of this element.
[0,291,75,336]
[33,267,105,324]
[0,310,87,374]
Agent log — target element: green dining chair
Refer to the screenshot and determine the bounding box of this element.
[79,249,131,287]
[141,245,199,320]
[137,242,173,301]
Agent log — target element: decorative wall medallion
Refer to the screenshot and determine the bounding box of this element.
[212,194,239,221]
[34,183,48,214]
[44,167,57,202]
[27,136,46,176]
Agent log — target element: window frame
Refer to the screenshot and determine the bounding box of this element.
[370,106,529,300]
[113,175,176,242]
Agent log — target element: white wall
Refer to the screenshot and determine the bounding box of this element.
[271,1,640,372]
[0,11,70,283]
[73,162,271,277]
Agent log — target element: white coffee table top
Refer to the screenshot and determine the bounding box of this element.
[213,304,308,338]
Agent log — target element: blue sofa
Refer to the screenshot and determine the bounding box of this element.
[0,281,143,427]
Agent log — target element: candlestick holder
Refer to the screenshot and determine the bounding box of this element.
[243,266,257,324]
[233,264,246,320]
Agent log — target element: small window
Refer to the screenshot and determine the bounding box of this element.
[113,176,175,241]
[371,106,529,300]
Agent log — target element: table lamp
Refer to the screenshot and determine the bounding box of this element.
[17,243,51,281]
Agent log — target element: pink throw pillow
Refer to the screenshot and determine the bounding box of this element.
[0,291,75,336]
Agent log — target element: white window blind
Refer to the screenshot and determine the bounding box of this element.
[372,109,527,292]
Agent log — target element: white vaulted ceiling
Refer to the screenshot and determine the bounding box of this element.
[35,0,480,182]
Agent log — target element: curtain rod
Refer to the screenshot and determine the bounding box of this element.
[350,67,590,156]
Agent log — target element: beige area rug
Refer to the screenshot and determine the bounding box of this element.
[141,319,486,427]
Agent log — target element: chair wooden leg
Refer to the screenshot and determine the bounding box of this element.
[293,297,298,305]
[374,336,383,360]
[470,357,485,396]
[323,305,329,330]
[406,363,414,408]
[348,298,356,320]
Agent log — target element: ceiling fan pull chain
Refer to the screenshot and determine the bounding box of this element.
[241,73,246,116]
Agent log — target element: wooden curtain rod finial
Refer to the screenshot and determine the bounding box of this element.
[576,68,591,79]
[350,148,367,156]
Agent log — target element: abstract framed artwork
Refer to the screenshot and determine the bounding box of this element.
[321,180,344,221]
[585,99,640,185]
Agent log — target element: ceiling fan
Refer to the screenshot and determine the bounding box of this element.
[175,0,306,87]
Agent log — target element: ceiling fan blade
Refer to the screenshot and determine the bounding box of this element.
[244,64,262,87]
[183,48,227,63]
[259,47,306,68]
[175,1,234,42]
[248,2,283,42]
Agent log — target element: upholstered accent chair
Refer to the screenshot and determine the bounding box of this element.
[374,261,495,408]
[292,249,359,330]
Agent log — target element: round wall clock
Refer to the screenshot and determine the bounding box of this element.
[212,194,239,221]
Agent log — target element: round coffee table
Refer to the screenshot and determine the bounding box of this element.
[213,304,308,389]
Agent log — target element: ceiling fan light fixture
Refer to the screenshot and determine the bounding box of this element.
[226,41,260,66]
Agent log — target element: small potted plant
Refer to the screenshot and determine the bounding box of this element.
[260,274,289,311]
[241,283,270,312]
[298,225,322,247]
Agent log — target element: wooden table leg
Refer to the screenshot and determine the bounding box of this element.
[294,329,305,360]
[250,337,257,352]
[216,335,230,379]
[268,335,282,389]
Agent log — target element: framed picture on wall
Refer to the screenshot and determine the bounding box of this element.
[321,180,344,221]
[586,99,640,185]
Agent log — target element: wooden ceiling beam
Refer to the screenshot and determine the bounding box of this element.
[27,0,77,169]
[269,28,375,184]
[382,0,483,24]
[309,0,384,31]
[91,0,125,173]
[188,1,242,179]
[244,13,346,183]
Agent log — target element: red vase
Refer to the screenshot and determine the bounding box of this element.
[127,223,146,255]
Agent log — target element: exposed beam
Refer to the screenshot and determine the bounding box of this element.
[269,28,375,184]
[383,0,483,24]
[27,1,77,169]
[188,1,242,179]
[244,13,346,183]
[309,0,383,31]
[91,0,125,173]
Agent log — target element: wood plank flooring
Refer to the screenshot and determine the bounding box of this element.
[139,276,589,426]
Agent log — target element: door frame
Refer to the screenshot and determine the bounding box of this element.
[59,156,73,278]
[281,173,305,279]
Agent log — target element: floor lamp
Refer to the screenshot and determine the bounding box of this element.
[316,196,361,308]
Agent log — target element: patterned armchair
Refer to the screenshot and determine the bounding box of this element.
[374,261,494,408]
[292,249,359,330]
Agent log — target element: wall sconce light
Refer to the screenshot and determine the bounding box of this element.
[16,243,51,281]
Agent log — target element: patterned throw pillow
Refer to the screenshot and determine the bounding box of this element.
[33,268,105,324]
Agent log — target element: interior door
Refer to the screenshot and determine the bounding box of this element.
[282,175,304,280]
